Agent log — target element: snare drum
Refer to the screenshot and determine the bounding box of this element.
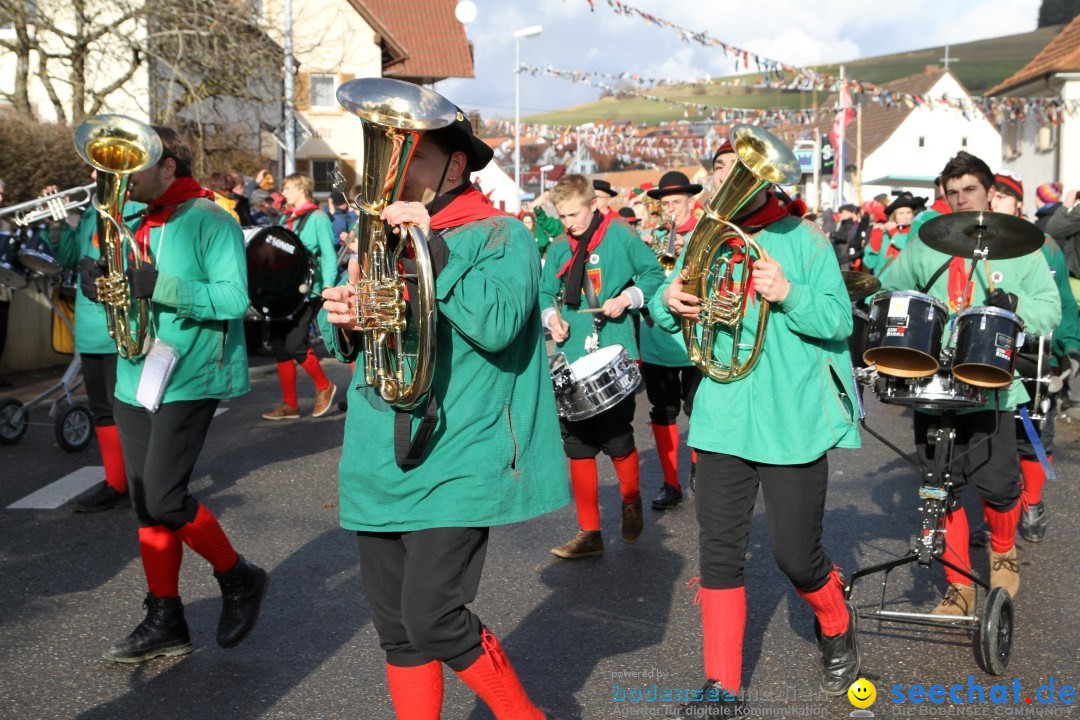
[849,308,869,368]
[17,231,61,276]
[0,233,30,289]
[550,344,641,421]
[864,290,949,378]
[952,306,1024,388]
[874,372,986,410]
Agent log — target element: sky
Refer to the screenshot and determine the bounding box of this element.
[435,0,1043,119]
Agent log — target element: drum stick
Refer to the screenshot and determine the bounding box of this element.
[984,260,996,293]
[577,307,607,313]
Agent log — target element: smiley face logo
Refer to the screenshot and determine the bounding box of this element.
[848,678,876,708]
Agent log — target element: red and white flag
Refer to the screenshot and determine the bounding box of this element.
[829,84,855,189]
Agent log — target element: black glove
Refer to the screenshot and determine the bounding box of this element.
[985,289,1018,313]
[77,256,107,303]
[126,265,159,299]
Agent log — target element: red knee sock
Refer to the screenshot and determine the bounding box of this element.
[652,423,681,489]
[796,567,849,636]
[139,525,183,598]
[1020,456,1049,506]
[612,449,640,503]
[276,361,299,407]
[691,449,698,464]
[982,501,1020,554]
[570,458,600,531]
[700,586,745,693]
[96,424,127,493]
[941,508,972,585]
[386,661,443,720]
[299,349,331,392]
[454,630,544,720]
[174,504,239,573]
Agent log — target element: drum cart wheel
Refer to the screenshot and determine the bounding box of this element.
[0,399,29,445]
[55,404,93,453]
[976,588,1013,675]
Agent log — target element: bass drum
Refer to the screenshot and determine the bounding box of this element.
[242,226,313,321]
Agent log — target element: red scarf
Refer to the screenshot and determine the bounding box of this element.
[135,177,216,259]
[868,226,909,259]
[723,192,799,308]
[284,201,319,231]
[675,213,697,236]
[930,197,952,215]
[946,258,976,311]
[430,186,510,231]
[556,211,616,279]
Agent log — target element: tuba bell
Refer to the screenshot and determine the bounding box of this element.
[336,78,458,410]
[680,124,802,382]
[74,115,163,359]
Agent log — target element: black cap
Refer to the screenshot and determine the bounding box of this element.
[647,171,703,199]
[427,108,494,171]
[617,206,640,224]
[330,190,348,206]
[593,179,618,197]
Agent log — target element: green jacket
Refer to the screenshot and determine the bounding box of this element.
[50,202,145,355]
[1039,236,1080,360]
[640,268,694,367]
[115,198,251,405]
[649,215,861,464]
[281,209,337,297]
[532,206,564,257]
[319,216,569,532]
[540,219,665,364]
[880,235,1061,412]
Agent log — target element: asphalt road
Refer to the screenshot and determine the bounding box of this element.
[1,358,1078,720]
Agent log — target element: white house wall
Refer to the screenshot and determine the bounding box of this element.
[1059,77,1080,192]
[999,119,1058,215]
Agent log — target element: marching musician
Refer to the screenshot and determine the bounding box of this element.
[541,173,665,559]
[862,192,924,279]
[990,171,1080,543]
[262,173,339,421]
[593,179,619,219]
[43,177,145,511]
[320,107,567,720]
[880,151,1060,617]
[86,126,268,663]
[652,141,862,714]
[640,170,706,511]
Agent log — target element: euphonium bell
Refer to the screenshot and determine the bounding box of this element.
[680,124,802,382]
[336,78,457,410]
[74,115,162,359]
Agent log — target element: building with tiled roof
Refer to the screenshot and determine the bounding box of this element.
[988,15,1080,209]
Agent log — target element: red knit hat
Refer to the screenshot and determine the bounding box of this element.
[994,171,1024,201]
[711,140,736,166]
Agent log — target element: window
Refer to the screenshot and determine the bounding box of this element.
[961,137,968,147]
[312,160,338,194]
[918,136,926,148]
[310,74,336,109]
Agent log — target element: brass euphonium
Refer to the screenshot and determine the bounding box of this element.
[681,124,802,382]
[336,78,457,410]
[74,115,163,359]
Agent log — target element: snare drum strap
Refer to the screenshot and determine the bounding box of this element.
[918,258,954,295]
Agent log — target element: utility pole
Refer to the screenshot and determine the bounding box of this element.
[283,0,296,175]
[837,65,845,207]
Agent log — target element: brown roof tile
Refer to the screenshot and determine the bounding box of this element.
[987,15,1080,95]
[359,0,474,81]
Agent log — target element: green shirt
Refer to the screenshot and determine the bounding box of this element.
[540,219,665,364]
[319,216,569,532]
[281,209,337,297]
[1040,236,1080,360]
[640,268,694,367]
[649,215,861,463]
[880,234,1061,412]
[115,198,251,405]
[532,206,564,257]
[50,202,145,355]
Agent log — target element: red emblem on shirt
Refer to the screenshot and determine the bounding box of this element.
[586,268,602,295]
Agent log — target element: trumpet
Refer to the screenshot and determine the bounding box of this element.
[0,184,95,227]
[651,214,678,270]
[681,124,801,382]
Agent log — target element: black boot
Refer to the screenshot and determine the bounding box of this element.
[819,601,860,695]
[1019,501,1047,543]
[669,681,748,717]
[214,555,269,648]
[651,483,683,511]
[103,593,192,663]
[71,482,130,513]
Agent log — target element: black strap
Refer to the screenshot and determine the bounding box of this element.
[295,209,313,238]
[919,258,953,294]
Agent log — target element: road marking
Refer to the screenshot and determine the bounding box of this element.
[214,408,229,417]
[7,466,104,510]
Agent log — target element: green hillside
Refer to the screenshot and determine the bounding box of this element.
[521,25,1063,126]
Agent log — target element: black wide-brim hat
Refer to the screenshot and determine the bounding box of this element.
[885,193,927,217]
[646,170,703,199]
[617,206,640,224]
[427,107,494,171]
[593,179,618,197]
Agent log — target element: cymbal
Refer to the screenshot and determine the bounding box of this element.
[917,210,1043,260]
[842,271,881,302]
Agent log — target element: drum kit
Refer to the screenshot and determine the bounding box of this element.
[840,211,1046,675]
[0,227,64,289]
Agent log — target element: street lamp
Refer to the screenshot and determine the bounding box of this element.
[514,24,542,212]
[539,164,554,193]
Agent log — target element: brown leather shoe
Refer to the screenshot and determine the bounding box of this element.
[312,384,337,418]
[931,583,975,619]
[262,403,300,421]
[990,546,1020,597]
[550,530,603,559]
[621,497,643,544]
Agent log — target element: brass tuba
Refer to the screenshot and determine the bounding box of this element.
[681,124,802,382]
[336,78,457,410]
[74,115,163,359]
